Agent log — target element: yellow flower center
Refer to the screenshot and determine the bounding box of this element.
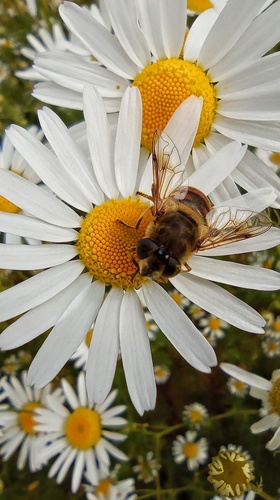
[95,479,112,496]
[270,152,280,166]
[209,317,221,330]
[85,328,93,348]
[269,376,280,416]
[132,58,216,150]
[0,194,20,213]
[190,410,203,423]
[188,0,214,13]
[183,442,198,458]
[65,407,101,450]
[18,402,43,435]
[273,320,280,332]
[207,449,254,497]
[77,198,152,289]
[171,291,184,305]
[155,367,167,378]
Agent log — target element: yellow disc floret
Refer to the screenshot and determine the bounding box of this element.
[183,442,198,458]
[208,448,254,497]
[133,59,216,150]
[18,402,43,435]
[65,407,101,450]
[188,0,213,13]
[77,198,152,290]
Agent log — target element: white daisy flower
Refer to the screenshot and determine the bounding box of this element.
[154,365,170,384]
[31,0,280,206]
[199,315,229,346]
[183,402,209,428]
[132,451,160,484]
[71,325,93,371]
[1,353,21,376]
[0,371,63,472]
[0,126,43,244]
[255,148,280,174]
[172,430,208,471]
[208,444,254,498]
[221,363,280,451]
[0,87,280,416]
[84,474,136,500]
[226,377,249,398]
[144,310,159,341]
[34,372,128,493]
[261,331,280,359]
[188,304,205,321]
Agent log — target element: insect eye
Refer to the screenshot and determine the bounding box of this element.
[137,238,159,259]
[156,247,169,260]
[162,256,181,278]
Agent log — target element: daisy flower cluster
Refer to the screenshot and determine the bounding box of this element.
[0,0,280,497]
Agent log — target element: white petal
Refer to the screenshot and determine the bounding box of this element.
[184,9,218,63]
[201,227,280,256]
[115,87,142,197]
[33,82,84,110]
[38,107,103,207]
[136,0,187,60]
[188,141,246,195]
[164,96,203,166]
[172,273,265,333]
[83,85,118,199]
[103,0,151,68]
[71,452,84,493]
[220,363,271,391]
[61,378,80,410]
[0,274,91,349]
[59,2,137,79]
[55,448,77,484]
[209,1,280,81]
[189,255,280,291]
[251,414,279,434]
[214,187,277,213]
[142,280,216,371]
[0,213,78,242]
[34,51,128,96]
[27,280,105,388]
[0,261,84,322]
[86,287,123,405]
[198,0,266,69]
[0,167,81,228]
[213,116,280,151]
[7,124,92,213]
[119,289,156,415]
[266,426,280,451]
[0,244,77,270]
[217,94,280,121]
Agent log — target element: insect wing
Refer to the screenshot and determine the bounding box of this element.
[151,130,187,215]
[199,207,271,251]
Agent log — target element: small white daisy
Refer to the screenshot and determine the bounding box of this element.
[182,402,209,428]
[208,444,254,498]
[132,451,160,484]
[261,331,280,359]
[221,363,280,451]
[144,309,159,341]
[0,126,43,244]
[32,0,280,206]
[199,315,229,346]
[169,289,190,311]
[0,371,63,472]
[172,430,208,471]
[188,304,206,321]
[255,148,280,174]
[84,471,136,500]
[1,86,280,416]
[154,365,170,385]
[34,372,128,493]
[227,377,249,398]
[1,353,21,376]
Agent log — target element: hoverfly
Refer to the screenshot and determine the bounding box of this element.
[135,130,271,281]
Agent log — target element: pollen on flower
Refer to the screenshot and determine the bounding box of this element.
[18,402,43,435]
[132,59,216,150]
[65,407,101,450]
[77,198,152,289]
